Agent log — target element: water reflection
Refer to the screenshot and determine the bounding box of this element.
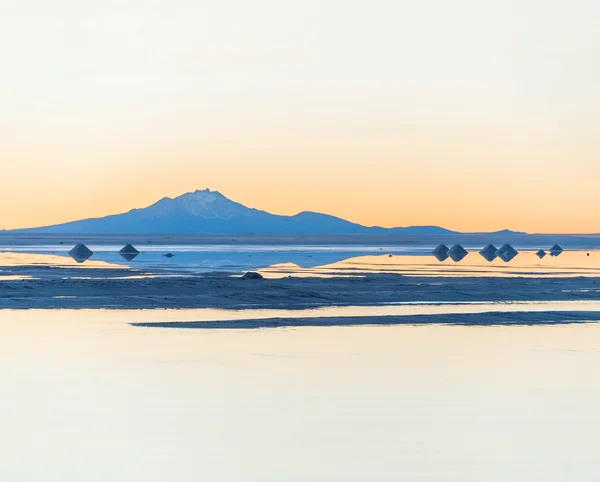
[496,244,519,262]
[2,245,600,279]
[119,252,139,261]
[2,244,431,271]
[68,243,93,263]
[259,251,600,278]
[479,244,498,262]
[0,252,125,270]
[123,299,600,327]
[119,244,140,261]
[433,251,449,262]
[448,244,468,262]
[2,310,600,481]
[432,244,449,262]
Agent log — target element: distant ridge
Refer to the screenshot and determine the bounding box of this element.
[10,189,519,235]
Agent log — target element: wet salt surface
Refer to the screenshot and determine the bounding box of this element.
[2,246,600,278]
[259,251,600,278]
[2,246,600,479]
[16,300,600,325]
[1,309,600,481]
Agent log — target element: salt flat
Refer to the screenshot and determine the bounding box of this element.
[2,239,600,481]
[1,309,600,481]
[2,244,600,312]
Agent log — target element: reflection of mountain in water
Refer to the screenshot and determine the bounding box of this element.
[66,248,402,271]
[7,247,600,278]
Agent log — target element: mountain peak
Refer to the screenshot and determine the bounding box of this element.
[191,188,213,195]
[143,189,241,219]
[13,188,463,235]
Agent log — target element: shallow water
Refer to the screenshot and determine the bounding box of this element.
[1,310,599,481]
[2,245,600,278]
[6,300,599,325]
[260,250,600,278]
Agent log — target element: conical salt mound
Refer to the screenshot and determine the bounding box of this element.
[479,244,498,262]
[432,244,449,262]
[432,244,449,256]
[550,244,563,254]
[536,249,546,259]
[119,244,139,255]
[448,244,468,262]
[68,243,93,263]
[497,244,518,262]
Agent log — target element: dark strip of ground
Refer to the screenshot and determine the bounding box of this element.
[132,311,600,329]
[2,272,600,309]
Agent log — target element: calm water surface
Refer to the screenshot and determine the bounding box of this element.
[3,246,600,277]
[0,310,599,481]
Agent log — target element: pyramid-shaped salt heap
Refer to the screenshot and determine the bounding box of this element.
[497,244,518,262]
[432,244,449,262]
[119,244,139,255]
[549,244,563,256]
[448,244,468,262]
[479,244,498,262]
[69,243,93,263]
[119,244,140,261]
[536,249,546,259]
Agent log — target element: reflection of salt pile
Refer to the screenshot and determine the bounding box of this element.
[550,244,563,256]
[448,244,468,262]
[69,244,93,263]
[536,249,546,259]
[432,244,449,262]
[479,244,498,262]
[119,244,140,261]
[497,244,518,262]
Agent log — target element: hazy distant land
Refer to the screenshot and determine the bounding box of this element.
[3,188,516,236]
[2,232,600,250]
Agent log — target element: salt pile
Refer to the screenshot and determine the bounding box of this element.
[479,244,498,262]
[497,244,518,262]
[119,244,140,261]
[550,244,564,256]
[68,243,93,263]
[448,244,468,262]
[432,244,449,262]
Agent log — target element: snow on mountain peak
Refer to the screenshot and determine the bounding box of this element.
[143,189,250,219]
[177,189,219,210]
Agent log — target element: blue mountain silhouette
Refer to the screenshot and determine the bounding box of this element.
[15,189,462,234]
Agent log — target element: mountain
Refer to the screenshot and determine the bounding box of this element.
[14,189,461,235]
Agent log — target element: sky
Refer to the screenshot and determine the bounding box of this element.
[1,0,599,233]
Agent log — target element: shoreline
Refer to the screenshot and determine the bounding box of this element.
[2,272,600,310]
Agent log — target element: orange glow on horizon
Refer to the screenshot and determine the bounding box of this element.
[1,1,599,234]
